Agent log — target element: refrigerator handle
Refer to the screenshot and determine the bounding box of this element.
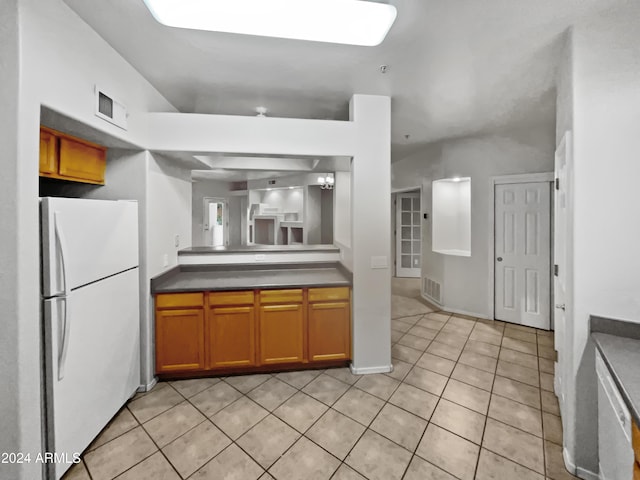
[54,211,70,296]
[58,297,70,381]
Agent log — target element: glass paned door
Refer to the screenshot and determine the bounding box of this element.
[396,193,421,277]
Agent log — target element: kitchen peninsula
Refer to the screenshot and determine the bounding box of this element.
[151,244,352,378]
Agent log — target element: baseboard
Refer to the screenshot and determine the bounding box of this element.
[441,305,491,320]
[576,466,600,480]
[420,293,443,310]
[138,376,158,393]
[562,448,599,480]
[350,364,393,375]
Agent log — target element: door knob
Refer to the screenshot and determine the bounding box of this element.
[555,304,566,311]
[496,257,503,262]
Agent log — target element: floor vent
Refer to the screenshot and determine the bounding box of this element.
[423,277,441,304]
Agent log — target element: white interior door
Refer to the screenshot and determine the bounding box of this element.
[203,197,227,247]
[495,182,551,329]
[396,192,421,278]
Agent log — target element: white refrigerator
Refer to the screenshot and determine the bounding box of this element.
[40,197,141,480]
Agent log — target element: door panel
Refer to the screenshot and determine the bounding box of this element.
[495,182,551,329]
[208,306,256,368]
[259,304,304,364]
[45,269,139,479]
[308,301,351,362]
[156,308,205,372]
[396,192,421,277]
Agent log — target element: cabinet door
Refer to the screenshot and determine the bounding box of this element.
[308,301,351,362]
[39,129,57,175]
[156,308,205,373]
[208,306,256,368]
[259,304,304,364]
[59,137,106,184]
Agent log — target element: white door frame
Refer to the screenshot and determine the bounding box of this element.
[203,197,229,246]
[487,172,554,322]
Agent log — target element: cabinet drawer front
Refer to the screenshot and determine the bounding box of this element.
[308,287,350,302]
[156,292,204,308]
[259,289,303,304]
[209,291,254,306]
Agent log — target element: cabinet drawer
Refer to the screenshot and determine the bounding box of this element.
[308,287,350,302]
[260,289,303,304]
[156,292,204,308]
[209,290,254,306]
[634,420,640,462]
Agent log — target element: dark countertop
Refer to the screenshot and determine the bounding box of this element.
[151,262,352,293]
[179,244,340,255]
[592,331,640,426]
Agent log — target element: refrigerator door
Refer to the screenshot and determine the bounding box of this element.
[43,268,140,480]
[41,197,138,297]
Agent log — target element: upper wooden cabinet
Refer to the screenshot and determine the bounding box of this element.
[39,127,107,185]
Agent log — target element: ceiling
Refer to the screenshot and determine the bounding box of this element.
[64,0,623,164]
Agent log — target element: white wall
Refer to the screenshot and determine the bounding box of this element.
[558,4,640,475]
[0,2,42,479]
[333,170,352,265]
[260,188,304,216]
[3,1,177,477]
[393,126,555,316]
[147,153,193,276]
[304,186,322,244]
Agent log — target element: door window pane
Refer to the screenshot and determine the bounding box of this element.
[402,241,411,254]
[402,212,411,225]
[401,255,411,268]
[413,227,420,240]
[402,198,411,210]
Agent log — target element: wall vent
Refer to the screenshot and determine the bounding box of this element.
[423,276,442,304]
[95,85,128,130]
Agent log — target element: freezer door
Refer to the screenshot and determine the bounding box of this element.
[43,268,140,480]
[41,197,138,296]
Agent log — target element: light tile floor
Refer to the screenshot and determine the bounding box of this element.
[64,279,579,480]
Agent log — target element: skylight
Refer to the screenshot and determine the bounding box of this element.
[142,0,397,46]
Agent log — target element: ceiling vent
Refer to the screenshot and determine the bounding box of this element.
[95,86,128,130]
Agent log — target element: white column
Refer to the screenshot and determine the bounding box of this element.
[349,95,392,373]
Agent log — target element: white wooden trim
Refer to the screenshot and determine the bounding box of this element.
[138,376,158,393]
[350,364,393,375]
[492,172,554,184]
[488,173,554,321]
[392,185,422,194]
[441,306,491,320]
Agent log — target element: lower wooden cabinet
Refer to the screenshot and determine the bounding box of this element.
[155,286,351,376]
[208,305,256,368]
[308,301,351,362]
[259,304,304,364]
[156,308,205,373]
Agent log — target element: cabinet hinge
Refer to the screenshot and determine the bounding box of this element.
[555,178,560,190]
[554,264,559,276]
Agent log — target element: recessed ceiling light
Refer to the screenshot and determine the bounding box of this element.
[142,0,397,46]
